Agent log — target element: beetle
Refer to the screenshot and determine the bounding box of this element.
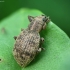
[13,15,50,67]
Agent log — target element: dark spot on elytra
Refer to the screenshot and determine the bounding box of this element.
[15,47,23,52]
[20,52,26,60]
[21,56,25,60]
[25,52,30,56]
[21,63,23,66]
[29,40,35,45]
[28,36,36,45]
[17,35,23,39]
[15,43,19,47]
[30,54,34,58]
[16,49,20,52]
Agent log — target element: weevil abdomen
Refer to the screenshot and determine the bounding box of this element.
[13,30,40,67]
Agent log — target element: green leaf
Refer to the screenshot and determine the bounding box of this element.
[0,8,70,70]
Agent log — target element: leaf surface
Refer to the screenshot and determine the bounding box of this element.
[0,8,70,70]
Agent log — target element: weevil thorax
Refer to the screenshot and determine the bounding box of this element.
[28,15,49,33]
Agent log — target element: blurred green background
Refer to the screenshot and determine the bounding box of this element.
[0,0,70,36]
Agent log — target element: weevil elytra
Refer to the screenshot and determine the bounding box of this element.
[13,15,50,67]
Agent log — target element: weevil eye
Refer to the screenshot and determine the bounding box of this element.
[43,16,47,22]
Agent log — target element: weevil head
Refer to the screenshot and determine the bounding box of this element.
[28,15,50,32]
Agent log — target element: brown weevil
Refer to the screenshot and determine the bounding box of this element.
[13,15,50,67]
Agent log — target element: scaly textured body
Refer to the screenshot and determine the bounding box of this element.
[13,30,40,67]
[13,15,50,67]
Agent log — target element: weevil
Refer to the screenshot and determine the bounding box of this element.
[13,15,50,67]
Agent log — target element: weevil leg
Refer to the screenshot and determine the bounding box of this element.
[40,37,44,42]
[14,36,17,40]
[43,23,46,29]
[37,48,42,52]
[21,28,24,31]
[40,37,44,47]
[37,47,45,53]
[38,37,45,52]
